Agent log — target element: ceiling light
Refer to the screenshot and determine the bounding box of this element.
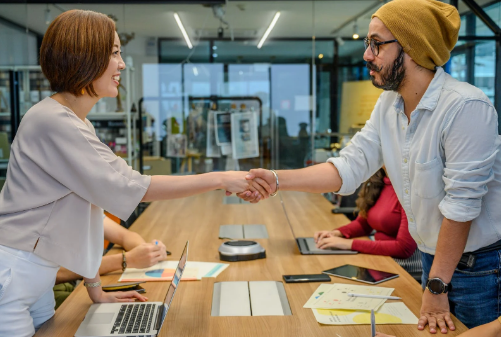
[318,54,324,59]
[335,36,345,47]
[352,20,359,40]
[212,53,218,58]
[257,12,281,49]
[174,13,193,49]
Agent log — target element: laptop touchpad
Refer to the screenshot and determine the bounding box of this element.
[88,313,115,324]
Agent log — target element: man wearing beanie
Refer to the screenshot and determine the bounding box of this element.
[242,0,501,332]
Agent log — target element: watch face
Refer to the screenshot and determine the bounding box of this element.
[427,278,445,294]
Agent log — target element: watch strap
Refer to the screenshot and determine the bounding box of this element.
[122,250,127,271]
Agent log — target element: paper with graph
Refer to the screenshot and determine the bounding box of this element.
[312,302,419,325]
[119,261,228,282]
[303,283,394,311]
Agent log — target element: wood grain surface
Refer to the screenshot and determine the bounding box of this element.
[35,190,468,337]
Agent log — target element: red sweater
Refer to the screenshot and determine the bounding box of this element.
[337,177,417,259]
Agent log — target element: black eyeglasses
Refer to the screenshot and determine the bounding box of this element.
[363,37,398,56]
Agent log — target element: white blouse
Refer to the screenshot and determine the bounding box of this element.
[0,97,151,278]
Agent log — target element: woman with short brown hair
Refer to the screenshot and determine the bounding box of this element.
[0,9,268,336]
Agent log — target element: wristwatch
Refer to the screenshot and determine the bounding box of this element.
[122,250,127,271]
[426,277,452,295]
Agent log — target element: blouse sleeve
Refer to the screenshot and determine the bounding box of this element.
[19,107,151,220]
[351,206,417,258]
[337,216,374,238]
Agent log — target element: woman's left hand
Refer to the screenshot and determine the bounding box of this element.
[92,290,148,303]
[316,236,353,250]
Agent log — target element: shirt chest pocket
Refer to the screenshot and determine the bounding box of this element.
[413,158,445,199]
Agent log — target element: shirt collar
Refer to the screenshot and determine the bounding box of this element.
[416,67,446,112]
[392,67,446,114]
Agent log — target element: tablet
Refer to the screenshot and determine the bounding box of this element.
[322,264,399,285]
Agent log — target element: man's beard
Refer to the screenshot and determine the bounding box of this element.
[367,48,405,91]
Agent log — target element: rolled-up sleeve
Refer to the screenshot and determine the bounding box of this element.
[20,109,151,220]
[327,100,384,195]
[439,100,499,222]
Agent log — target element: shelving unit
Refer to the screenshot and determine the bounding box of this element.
[0,58,139,177]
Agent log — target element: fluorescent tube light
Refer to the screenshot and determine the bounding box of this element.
[257,12,281,49]
[174,13,193,49]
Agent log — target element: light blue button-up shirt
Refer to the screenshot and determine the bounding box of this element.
[328,67,501,254]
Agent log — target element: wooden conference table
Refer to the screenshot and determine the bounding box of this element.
[36,191,468,337]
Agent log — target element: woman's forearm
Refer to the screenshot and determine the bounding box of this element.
[98,254,124,275]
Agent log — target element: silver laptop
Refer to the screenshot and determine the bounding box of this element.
[278,195,358,255]
[75,241,189,337]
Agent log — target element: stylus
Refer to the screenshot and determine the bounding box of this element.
[347,293,401,300]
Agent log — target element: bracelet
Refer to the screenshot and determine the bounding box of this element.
[122,250,127,271]
[269,169,279,197]
[84,281,102,288]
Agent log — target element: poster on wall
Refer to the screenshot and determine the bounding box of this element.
[166,134,187,158]
[231,111,259,159]
[206,110,221,158]
[215,112,232,155]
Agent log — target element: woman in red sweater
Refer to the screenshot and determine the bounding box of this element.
[314,167,416,259]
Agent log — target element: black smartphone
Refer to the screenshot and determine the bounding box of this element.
[283,274,331,283]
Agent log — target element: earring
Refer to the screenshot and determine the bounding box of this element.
[81,89,85,95]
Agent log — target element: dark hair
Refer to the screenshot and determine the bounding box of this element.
[355,168,386,218]
[40,9,115,97]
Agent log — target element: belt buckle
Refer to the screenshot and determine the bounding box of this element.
[458,253,476,269]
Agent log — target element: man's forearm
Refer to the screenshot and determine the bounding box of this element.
[278,163,342,193]
[429,218,472,283]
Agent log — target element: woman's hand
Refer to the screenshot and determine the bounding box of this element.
[237,169,277,203]
[127,240,167,269]
[316,236,353,250]
[221,171,271,198]
[314,230,343,243]
[91,290,148,303]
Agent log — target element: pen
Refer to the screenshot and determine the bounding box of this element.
[155,241,172,255]
[371,309,376,337]
[347,293,401,300]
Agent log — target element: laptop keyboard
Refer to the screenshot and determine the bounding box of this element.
[110,303,155,335]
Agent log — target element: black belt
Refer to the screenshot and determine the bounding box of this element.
[458,239,501,269]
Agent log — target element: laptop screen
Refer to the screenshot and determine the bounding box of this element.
[163,241,188,309]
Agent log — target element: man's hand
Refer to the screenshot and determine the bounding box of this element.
[236,169,276,203]
[126,240,167,269]
[316,236,353,250]
[314,230,343,243]
[222,171,272,200]
[418,290,455,334]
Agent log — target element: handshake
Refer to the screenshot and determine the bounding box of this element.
[222,168,279,203]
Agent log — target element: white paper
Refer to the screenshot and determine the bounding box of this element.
[231,111,259,159]
[119,260,229,282]
[215,112,232,146]
[206,110,221,158]
[312,302,419,325]
[304,283,394,311]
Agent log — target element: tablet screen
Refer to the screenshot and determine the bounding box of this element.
[322,264,399,284]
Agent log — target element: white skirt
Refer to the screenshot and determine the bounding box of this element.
[0,244,59,337]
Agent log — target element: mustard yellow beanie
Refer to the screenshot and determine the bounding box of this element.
[372,0,461,70]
